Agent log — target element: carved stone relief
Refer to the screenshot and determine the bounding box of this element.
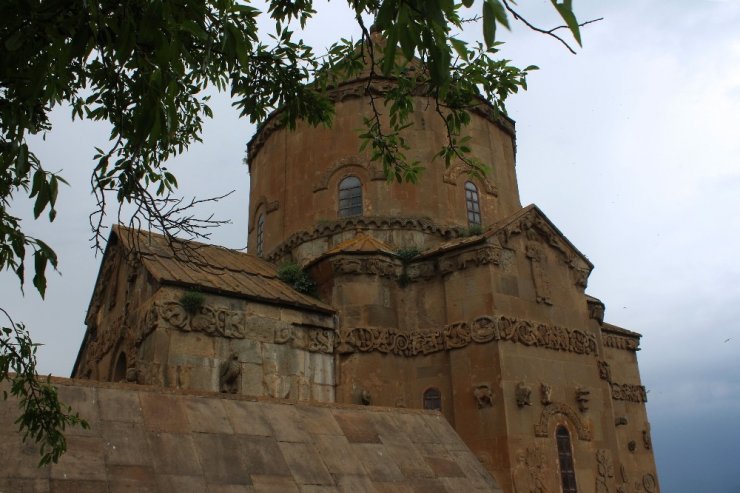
[642,429,652,450]
[442,161,498,196]
[312,155,385,192]
[219,353,241,394]
[267,216,466,263]
[339,314,598,357]
[615,416,629,427]
[642,473,657,493]
[628,441,637,452]
[360,389,372,406]
[516,383,532,408]
[525,242,553,305]
[473,384,494,408]
[512,446,547,493]
[575,386,591,412]
[330,256,398,278]
[598,360,612,382]
[534,402,592,441]
[495,208,593,286]
[540,383,553,406]
[611,383,648,403]
[155,301,335,354]
[604,334,640,351]
[596,449,615,493]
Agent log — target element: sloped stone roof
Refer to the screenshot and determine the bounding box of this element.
[1,378,502,492]
[108,225,334,314]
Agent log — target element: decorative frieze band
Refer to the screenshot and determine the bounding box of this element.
[328,245,501,281]
[604,333,640,351]
[610,382,648,403]
[154,301,335,354]
[338,314,598,357]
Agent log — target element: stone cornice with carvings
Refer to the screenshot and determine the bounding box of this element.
[266,216,466,263]
[247,77,516,165]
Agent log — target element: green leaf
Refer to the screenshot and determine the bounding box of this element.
[552,1,582,45]
[482,0,497,48]
[382,29,399,76]
[32,252,48,298]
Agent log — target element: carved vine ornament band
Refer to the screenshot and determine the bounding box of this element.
[339,315,598,357]
[154,301,598,358]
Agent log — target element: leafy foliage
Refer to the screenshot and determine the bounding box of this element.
[0,309,89,465]
[179,290,206,315]
[277,262,316,295]
[0,0,585,463]
[396,247,422,264]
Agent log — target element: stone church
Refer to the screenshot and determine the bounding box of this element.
[45,45,659,493]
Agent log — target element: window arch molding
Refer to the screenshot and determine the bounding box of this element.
[338,175,363,217]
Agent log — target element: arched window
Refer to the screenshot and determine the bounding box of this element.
[423,387,442,411]
[556,426,578,493]
[256,213,265,257]
[338,176,362,217]
[465,181,481,226]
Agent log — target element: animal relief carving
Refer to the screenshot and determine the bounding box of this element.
[576,386,591,412]
[473,384,494,409]
[516,383,532,408]
[219,353,241,393]
[540,383,553,406]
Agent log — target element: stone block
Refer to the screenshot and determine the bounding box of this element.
[101,421,150,466]
[48,480,108,493]
[311,384,335,403]
[139,393,190,433]
[245,302,280,320]
[250,475,299,493]
[424,457,464,478]
[55,385,99,436]
[186,365,217,392]
[261,403,311,443]
[207,485,256,493]
[242,316,279,343]
[391,413,438,444]
[155,475,207,493]
[349,444,404,482]
[106,465,158,493]
[169,331,215,358]
[0,478,50,492]
[184,397,233,434]
[334,475,377,493]
[310,353,334,386]
[384,442,434,479]
[298,405,343,436]
[50,436,106,481]
[147,433,202,475]
[367,482,414,493]
[234,435,292,476]
[138,328,170,364]
[278,442,333,485]
[222,399,273,436]
[332,410,380,444]
[0,433,51,479]
[192,434,251,485]
[312,435,366,476]
[228,339,264,365]
[97,388,143,423]
[241,363,266,396]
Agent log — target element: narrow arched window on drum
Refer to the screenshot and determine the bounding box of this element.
[338,176,362,217]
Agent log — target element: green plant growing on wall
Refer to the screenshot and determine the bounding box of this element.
[179,290,205,315]
[277,262,316,295]
[466,225,484,236]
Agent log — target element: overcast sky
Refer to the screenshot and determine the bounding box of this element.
[1,1,738,491]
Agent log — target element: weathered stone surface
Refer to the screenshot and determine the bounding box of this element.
[1,380,502,492]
